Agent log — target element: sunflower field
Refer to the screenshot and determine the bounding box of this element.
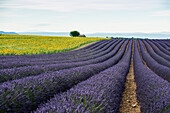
[0,35,107,55]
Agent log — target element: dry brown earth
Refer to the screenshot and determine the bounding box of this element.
[119,41,141,113]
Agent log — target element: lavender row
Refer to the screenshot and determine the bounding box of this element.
[0,40,108,62]
[151,40,170,56]
[0,40,110,68]
[133,40,170,113]
[141,40,170,68]
[0,39,109,63]
[146,40,170,61]
[29,40,117,64]
[34,40,132,113]
[138,40,170,82]
[0,40,125,83]
[0,40,116,68]
[158,40,170,47]
[0,40,108,67]
[155,40,170,51]
[0,40,118,69]
[0,40,129,112]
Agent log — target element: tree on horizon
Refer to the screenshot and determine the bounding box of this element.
[70,31,80,37]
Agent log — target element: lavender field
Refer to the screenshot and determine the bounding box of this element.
[0,39,170,113]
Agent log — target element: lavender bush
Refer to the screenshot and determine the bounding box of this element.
[134,40,170,113]
[0,40,118,69]
[141,40,170,68]
[34,40,132,113]
[151,40,170,56]
[146,40,170,61]
[0,40,125,83]
[0,40,129,112]
[0,39,169,113]
[0,40,112,68]
[138,40,170,82]
[156,40,170,51]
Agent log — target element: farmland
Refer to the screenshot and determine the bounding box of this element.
[0,36,170,113]
[0,35,106,55]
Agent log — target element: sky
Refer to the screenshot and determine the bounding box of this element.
[0,0,170,33]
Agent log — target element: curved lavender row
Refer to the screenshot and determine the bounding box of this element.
[74,39,113,53]
[0,40,108,68]
[0,39,109,63]
[76,39,107,50]
[0,40,129,112]
[0,40,115,68]
[0,40,109,65]
[138,40,170,82]
[28,40,117,64]
[31,40,114,60]
[165,43,170,47]
[156,40,170,51]
[0,40,126,83]
[141,40,170,68]
[153,39,170,47]
[159,41,170,51]
[145,40,170,61]
[34,40,132,113]
[0,40,125,83]
[0,40,109,67]
[154,39,170,44]
[151,40,170,56]
[0,40,117,69]
[133,40,170,113]
[160,40,170,47]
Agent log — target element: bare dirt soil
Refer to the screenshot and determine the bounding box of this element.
[74,40,141,112]
[119,41,141,113]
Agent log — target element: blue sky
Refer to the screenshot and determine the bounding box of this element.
[0,0,170,33]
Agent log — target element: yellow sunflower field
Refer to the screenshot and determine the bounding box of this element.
[0,34,108,55]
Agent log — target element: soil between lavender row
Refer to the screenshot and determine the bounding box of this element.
[119,41,140,113]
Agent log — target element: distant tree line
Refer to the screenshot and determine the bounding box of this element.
[108,36,145,39]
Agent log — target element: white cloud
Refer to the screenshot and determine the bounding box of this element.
[1,0,169,33]
[0,11,20,17]
[152,10,170,16]
[0,0,162,12]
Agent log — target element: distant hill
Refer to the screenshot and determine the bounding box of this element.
[0,31,18,35]
[19,32,69,36]
[18,32,170,39]
[1,31,169,39]
[86,32,170,39]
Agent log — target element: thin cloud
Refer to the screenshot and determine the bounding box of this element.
[152,10,170,16]
[34,24,50,27]
[0,0,162,12]
[0,11,20,17]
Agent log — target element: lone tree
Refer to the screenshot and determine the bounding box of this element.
[70,31,80,37]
